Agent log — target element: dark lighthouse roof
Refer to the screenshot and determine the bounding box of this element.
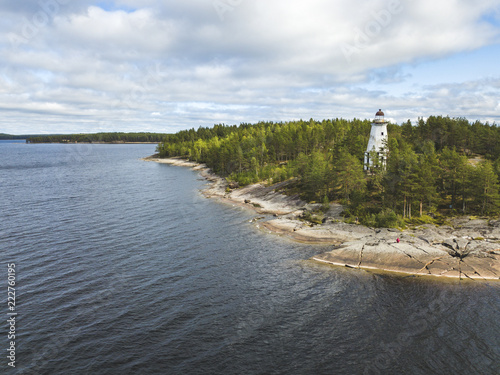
[373,109,387,124]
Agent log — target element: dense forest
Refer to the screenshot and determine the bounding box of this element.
[26,132,167,143]
[0,133,38,140]
[157,116,500,227]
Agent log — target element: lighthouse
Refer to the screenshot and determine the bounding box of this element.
[364,109,388,171]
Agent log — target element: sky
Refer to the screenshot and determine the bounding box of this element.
[1,0,500,135]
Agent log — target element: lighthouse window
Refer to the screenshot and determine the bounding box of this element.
[381,132,384,136]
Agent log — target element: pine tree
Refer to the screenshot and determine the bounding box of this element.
[473,161,500,215]
[334,150,366,203]
[439,147,468,210]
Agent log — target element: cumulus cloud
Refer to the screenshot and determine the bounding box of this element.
[0,0,499,133]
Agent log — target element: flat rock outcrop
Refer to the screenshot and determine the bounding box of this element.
[312,223,500,280]
[146,157,500,280]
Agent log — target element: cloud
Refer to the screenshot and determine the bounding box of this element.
[0,0,499,133]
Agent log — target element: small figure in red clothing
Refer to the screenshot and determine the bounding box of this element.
[396,238,400,243]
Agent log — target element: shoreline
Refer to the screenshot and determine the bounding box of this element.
[28,141,160,144]
[143,156,500,281]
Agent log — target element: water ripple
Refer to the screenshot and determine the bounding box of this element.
[1,143,499,375]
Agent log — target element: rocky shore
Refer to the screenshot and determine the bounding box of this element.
[144,156,500,280]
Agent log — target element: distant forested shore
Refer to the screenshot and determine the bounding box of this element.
[156,116,500,227]
[0,133,36,140]
[24,132,167,143]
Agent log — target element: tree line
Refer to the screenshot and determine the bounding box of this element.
[0,133,38,140]
[157,116,500,226]
[26,132,168,143]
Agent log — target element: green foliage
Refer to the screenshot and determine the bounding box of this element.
[156,119,371,175]
[361,214,377,227]
[376,209,401,228]
[472,160,500,215]
[333,149,366,203]
[359,209,403,228]
[404,215,434,226]
[153,116,500,223]
[414,215,436,225]
[301,211,323,225]
[228,170,259,186]
[300,151,329,201]
[322,195,330,212]
[0,134,37,140]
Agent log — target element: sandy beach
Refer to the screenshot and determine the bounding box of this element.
[144,156,500,280]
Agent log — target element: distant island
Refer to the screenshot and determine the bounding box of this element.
[0,133,38,140]
[17,132,168,143]
[146,116,500,280]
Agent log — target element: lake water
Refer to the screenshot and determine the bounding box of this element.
[1,141,499,375]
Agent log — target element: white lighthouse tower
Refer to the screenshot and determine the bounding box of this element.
[364,109,388,171]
